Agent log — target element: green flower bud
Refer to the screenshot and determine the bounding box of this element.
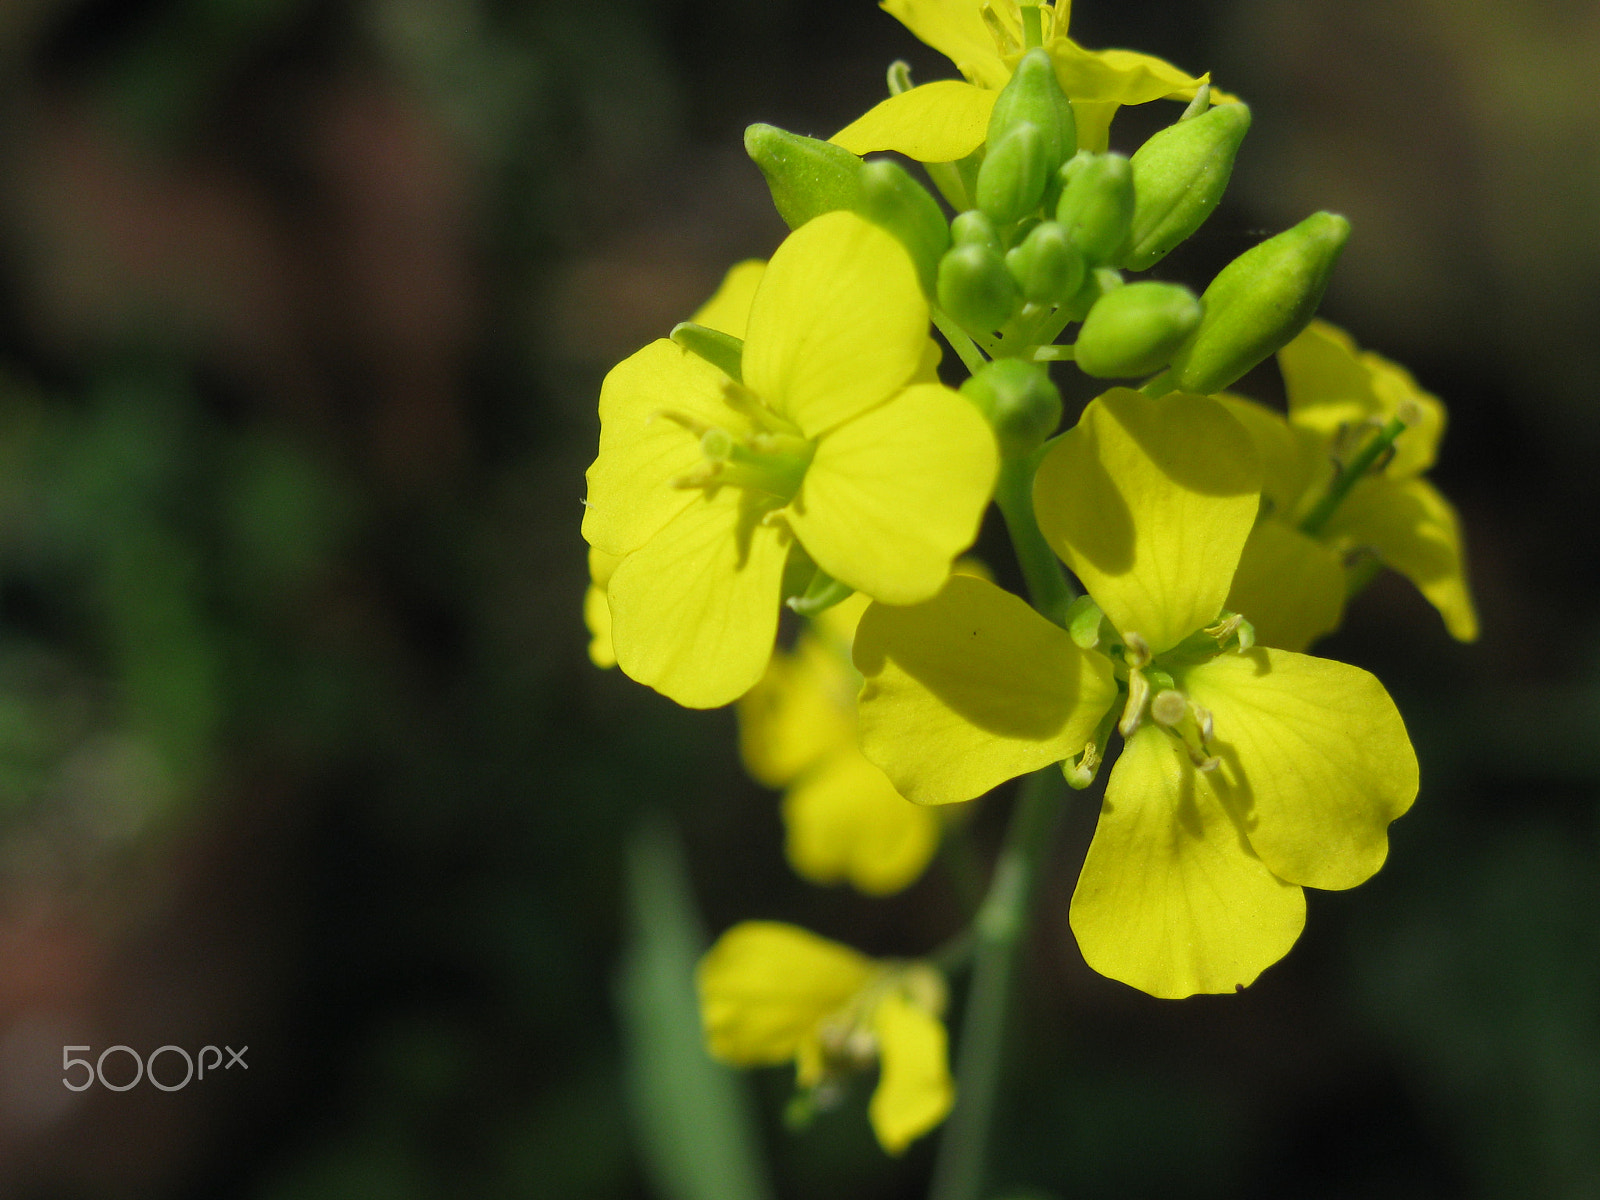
[951,209,1002,255]
[937,241,1018,334]
[859,158,951,295]
[1073,281,1202,378]
[977,123,1049,227]
[1004,221,1086,305]
[1123,102,1252,271]
[960,358,1062,459]
[1054,152,1135,266]
[986,48,1077,175]
[744,123,865,230]
[1169,211,1351,394]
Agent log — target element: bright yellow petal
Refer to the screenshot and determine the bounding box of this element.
[1035,389,1260,654]
[881,0,1012,88]
[1225,520,1346,652]
[869,993,955,1155]
[783,750,942,896]
[585,546,622,668]
[789,383,997,605]
[698,922,874,1065]
[1070,724,1306,999]
[854,575,1118,805]
[1323,476,1479,642]
[691,259,767,339]
[832,81,996,162]
[737,629,857,788]
[1050,41,1210,106]
[582,339,747,558]
[608,490,790,708]
[1215,394,1328,520]
[1182,648,1419,891]
[742,212,929,439]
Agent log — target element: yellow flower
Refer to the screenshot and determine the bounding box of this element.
[739,593,943,896]
[698,921,954,1155]
[855,389,1418,998]
[834,0,1225,161]
[582,211,997,708]
[1223,320,1478,649]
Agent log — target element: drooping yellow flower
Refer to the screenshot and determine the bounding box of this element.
[739,593,943,896]
[855,389,1418,998]
[583,212,997,708]
[834,0,1225,161]
[1223,320,1478,649]
[698,921,954,1155]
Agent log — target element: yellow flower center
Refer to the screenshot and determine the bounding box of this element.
[660,387,816,503]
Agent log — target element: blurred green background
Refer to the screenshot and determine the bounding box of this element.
[0,1,1595,1197]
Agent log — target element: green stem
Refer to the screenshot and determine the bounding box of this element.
[1299,416,1407,537]
[928,768,1066,1200]
[995,451,1077,626]
[933,308,991,376]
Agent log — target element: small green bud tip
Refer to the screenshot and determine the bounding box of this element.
[951,209,1002,255]
[960,358,1062,459]
[976,123,1050,227]
[859,158,950,294]
[744,123,865,230]
[987,48,1076,172]
[1124,102,1251,271]
[1169,210,1351,395]
[1005,221,1086,306]
[1065,594,1104,649]
[937,241,1019,334]
[1073,281,1203,378]
[1054,152,1135,266]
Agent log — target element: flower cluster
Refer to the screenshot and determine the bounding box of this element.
[582,0,1476,1159]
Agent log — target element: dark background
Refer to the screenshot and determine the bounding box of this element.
[0,1,1595,1197]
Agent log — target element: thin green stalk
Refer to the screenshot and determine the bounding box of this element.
[1299,415,1406,536]
[995,452,1077,627]
[933,308,991,376]
[928,768,1066,1200]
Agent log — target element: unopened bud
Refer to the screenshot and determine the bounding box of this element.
[1073,281,1202,378]
[1060,265,1125,324]
[1169,211,1351,395]
[951,209,1002,255]
[960,358,1062,458]
[745,123,865,230]
[1123,102,1251,270]
[986,48,1076,175]
[1004,221,1086,305]
[859,158,951,294]
[976,123,1050,226]
[937,241,1019,334]
[1054,152,1135,266]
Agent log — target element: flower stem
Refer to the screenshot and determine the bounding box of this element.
[1299,415,1407,536]
[928,767,1065,1200]
[995,451,1077,627]
[933,308,991,376]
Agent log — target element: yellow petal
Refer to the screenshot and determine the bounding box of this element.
[854,575,1117,805]
[881,0,1013,88]
[737,627,857,788]
[832,81,996,162]
[584,546,622,668]
[742,212,929,439]
[783,750,942,896]
[789,383,998,605]
[1215,394,1328,520]
[1035,389,1260,654]
[869,992,955,1155]
[697,922,874,1065]
[1050,41,1211,106]
[691,259,767,338]
[1070,724,1306,999]
[608,490,790,708]
[582,339,747,558]
[1323,476,1479,643]
[1182,648,1419,891]
[1225,519,1346,652]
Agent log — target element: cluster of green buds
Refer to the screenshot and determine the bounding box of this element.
[745,46,1351,460]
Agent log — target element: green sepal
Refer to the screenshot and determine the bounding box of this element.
[985,47,1077,174]
[786,567,855,617]
[976,123,1050,227]
[1072,281,1202,378]
[1054,152,1135,266]
[937,241,1019,334]
[859,158,951,295]
[960,357,1062,459]
[1169,210,1351,395]
[1004,220,1086,306]
[1123,102,1252,271]
[744,123,865,230]
[1064,594,1106,649]
[1060,265,1125,324]
[670,322,743,382]
[951,209,1002,255]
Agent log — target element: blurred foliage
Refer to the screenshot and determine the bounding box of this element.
[0,0,1595,1198]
